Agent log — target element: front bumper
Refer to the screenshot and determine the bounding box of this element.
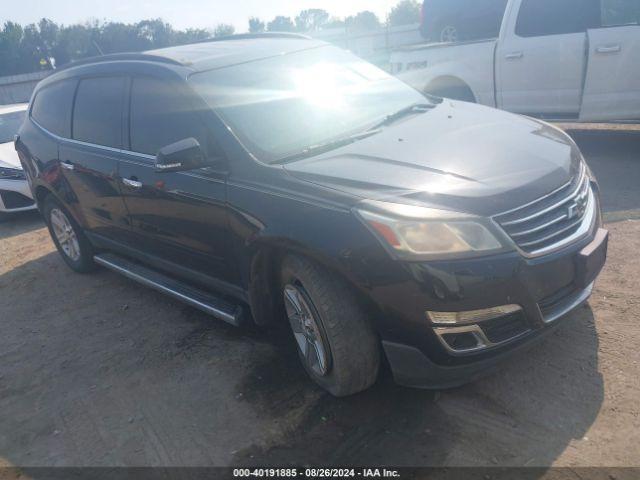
[370,226,608,389]
[0,178,36,213]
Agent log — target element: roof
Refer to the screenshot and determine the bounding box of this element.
[146,34,327,72]
[0,103,29,114]
[57,33,328,74]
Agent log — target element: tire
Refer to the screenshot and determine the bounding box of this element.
[439,24,459,43]
[280,254,380,397]
[43,195,97,273]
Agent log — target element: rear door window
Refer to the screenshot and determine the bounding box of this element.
[516,0,600,36]
[72,77,126,148]
[129,76,211,156]
[31,80,77,138]
[601,0,640,26]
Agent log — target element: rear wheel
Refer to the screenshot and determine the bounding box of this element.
[43,196,96,273]
[280,255,380,397]
[439,24,459,43]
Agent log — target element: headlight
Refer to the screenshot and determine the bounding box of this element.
[355,200,507,260]
[0,166,25,180]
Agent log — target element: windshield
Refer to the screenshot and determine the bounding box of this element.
[0,110,26,144]
[190,46,427,163]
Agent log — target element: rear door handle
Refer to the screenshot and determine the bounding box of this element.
[122,177,143,189]
[505,51,524,60]
[61,161,74,171]
[595,44,621,54]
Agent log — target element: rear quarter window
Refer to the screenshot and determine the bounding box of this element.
[31,80,77,138]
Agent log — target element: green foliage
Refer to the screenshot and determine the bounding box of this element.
[388,0,421,26]
[295,9,330,32]
[0,18,209,76]
[267,16,296,32]
[213,24,235,37]
[248,17,266,33]
[345,11,381,31]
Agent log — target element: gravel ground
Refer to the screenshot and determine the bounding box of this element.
[0,133,638,468]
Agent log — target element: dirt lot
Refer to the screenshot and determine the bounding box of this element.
[0,133,639,468]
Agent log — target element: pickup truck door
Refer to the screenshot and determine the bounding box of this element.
[580,23,640,121]
[496,0,600,118]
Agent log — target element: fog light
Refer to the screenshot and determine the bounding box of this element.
[427,305,522,325]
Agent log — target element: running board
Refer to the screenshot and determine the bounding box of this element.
[94,253,243,326]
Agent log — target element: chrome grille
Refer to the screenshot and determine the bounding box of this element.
[494,165,593,256]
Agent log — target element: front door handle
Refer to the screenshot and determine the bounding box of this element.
[122,177,143,189]
[595,44,621,54]
[60,161,74,171]
[505,51,524,60]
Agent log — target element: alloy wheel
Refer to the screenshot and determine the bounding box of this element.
[50,208,81,262]
[440,26,458,43]
[283,284,331,377]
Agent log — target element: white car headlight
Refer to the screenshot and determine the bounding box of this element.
[355,200,508,260]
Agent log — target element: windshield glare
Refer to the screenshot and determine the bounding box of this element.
[190,46,426,163]
[0,110,26,144]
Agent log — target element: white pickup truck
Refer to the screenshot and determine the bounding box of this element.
[391,0,640,121]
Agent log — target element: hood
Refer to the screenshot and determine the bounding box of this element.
[284,101,582,217]
[0,141,22,170]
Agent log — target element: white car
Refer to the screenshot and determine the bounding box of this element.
[392,0,640,122]
[0,103,36,220]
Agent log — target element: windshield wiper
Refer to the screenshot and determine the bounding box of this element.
[370,102,436,130]
[272,129,382,165]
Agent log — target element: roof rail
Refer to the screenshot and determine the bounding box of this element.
[58,52,184,71]
[194,32,312,44]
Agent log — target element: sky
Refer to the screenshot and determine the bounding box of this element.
[1,0,403,32]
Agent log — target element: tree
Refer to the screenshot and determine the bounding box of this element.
[324,17,346,29]
[388,0,421,26]
[345,11,381,31]
[248,17,265,33]
[213,24,235,38]
[267,16,295,32]
[295,9,330,32]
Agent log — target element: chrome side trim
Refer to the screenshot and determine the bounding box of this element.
[540,282,594,324]
[93,254,238,325]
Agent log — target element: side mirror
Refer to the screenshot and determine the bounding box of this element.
[155,138,206,173]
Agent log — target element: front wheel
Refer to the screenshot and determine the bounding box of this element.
[281,255,380,397]
[43,196,97,273]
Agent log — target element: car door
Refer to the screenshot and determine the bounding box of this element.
[58,76,131,242]
[580,0,640,120]
[496,0,600,118]
[117,75,239,290]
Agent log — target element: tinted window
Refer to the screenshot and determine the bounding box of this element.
[0,110,26,143]
[129,77,210,156]
[602,0,640,26]
[516,0,600,36]
[31,80,77,138]
[73,77,126,148]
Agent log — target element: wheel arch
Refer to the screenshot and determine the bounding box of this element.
[245,237,377,328]
[425,76,477,103]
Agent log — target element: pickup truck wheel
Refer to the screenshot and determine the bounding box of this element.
[43,196,96,273]
[281,255,380,397]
